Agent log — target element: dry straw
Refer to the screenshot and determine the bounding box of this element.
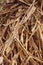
[0,0,43,65]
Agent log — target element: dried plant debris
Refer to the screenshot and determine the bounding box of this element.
[0,0,43,65]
